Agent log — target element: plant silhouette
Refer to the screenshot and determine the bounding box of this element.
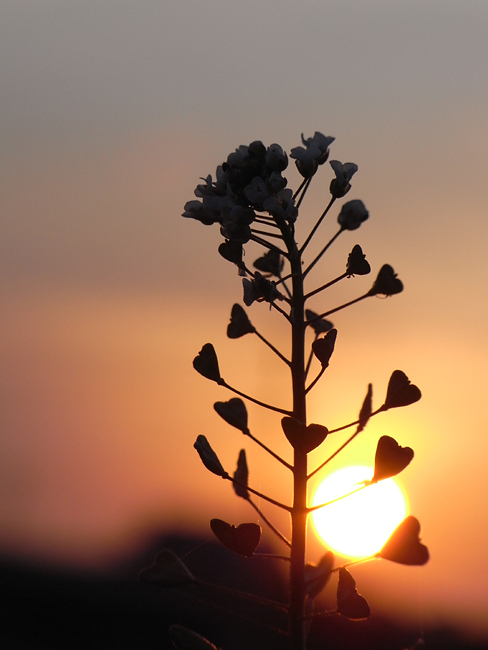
[140,132,429,650]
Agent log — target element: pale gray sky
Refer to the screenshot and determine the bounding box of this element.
[1,0,487,140]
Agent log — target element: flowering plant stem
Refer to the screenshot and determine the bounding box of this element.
[277,220,309,649]
[176,132,428,650]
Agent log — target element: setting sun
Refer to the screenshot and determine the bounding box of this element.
[311,466,408,559]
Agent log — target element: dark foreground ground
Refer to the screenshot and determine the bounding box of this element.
[1,533,486,650]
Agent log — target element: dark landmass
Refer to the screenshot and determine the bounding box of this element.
[1,532,486,650]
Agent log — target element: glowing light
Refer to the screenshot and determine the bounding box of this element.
[311,465,407,558]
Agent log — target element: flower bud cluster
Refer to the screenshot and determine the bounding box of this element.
[182,141,297,244]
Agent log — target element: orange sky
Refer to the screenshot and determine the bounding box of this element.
[1,0,488,641]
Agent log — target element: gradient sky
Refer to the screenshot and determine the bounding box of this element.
[1,0,488,639]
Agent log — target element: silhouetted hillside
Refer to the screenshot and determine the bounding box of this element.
[1,533,486,650]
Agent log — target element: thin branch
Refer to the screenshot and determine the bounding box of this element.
[305,366,325,394]
[221,379,292,416]
[277,269,293,301]
[331,556,379,573]
[303,228,343,278]
[305,292,370,325]
[194,595,289,635]
[250,234,287,257]
[276,271,293,285]
[306,408,384,480]
[249,497,292,548]
[327,419,361,434]
[304,272,348,300]
[299,196,335,255]
[270,301,292,322]
[253,553,291,561]
[295,177,312,210]
[226,475,292,512]
[308,426,362,480]
[244,427,293,470]
[327,406,385,435]
[292,176,309,201]
[304,610,334,621]
[254,218,281,228]
[254,329,291,366]
[307,483,367,513]
[251,228,287,240]
[304,336,317,381]
[241,264,255,277]
[196,578,288,611]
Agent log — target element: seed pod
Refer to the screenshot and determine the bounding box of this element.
[233,449,250,500]
[194,435,227,477]
[193,344,221,383]
[383,370,421,410]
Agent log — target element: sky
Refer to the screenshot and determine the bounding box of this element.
[1,0,488,639]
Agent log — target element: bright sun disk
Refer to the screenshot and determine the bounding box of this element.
[311,465,407,559]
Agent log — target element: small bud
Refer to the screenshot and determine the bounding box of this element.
[263,189,298,223]
[219,207,253,243]
[227,145,249,168]
[194,435,227,477]
[233,449,250,500]
[193,344,221,383]
[368,264,403,296]
[244,177,269,205]
[227,304,255,338]
[265,143,288,172]
[358,383,373,431]
[248,140,267,158]
[383,370,421,410]
[338,200,369,231]
[293,156,318,179]
[267,171,287,193]
[182,200,218,226]
[346,244,371,276]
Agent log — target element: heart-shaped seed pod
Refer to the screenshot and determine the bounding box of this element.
[210,519,261,557]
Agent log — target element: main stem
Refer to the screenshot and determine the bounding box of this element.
[289,246,308,650]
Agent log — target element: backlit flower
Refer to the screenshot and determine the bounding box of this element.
[266,144,288,172]
[244,177,269,206]
[227,145,249,167]
[329,160,358,198]
[290,132,335,178]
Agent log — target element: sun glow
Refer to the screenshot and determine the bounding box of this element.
[311,466,407,559]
